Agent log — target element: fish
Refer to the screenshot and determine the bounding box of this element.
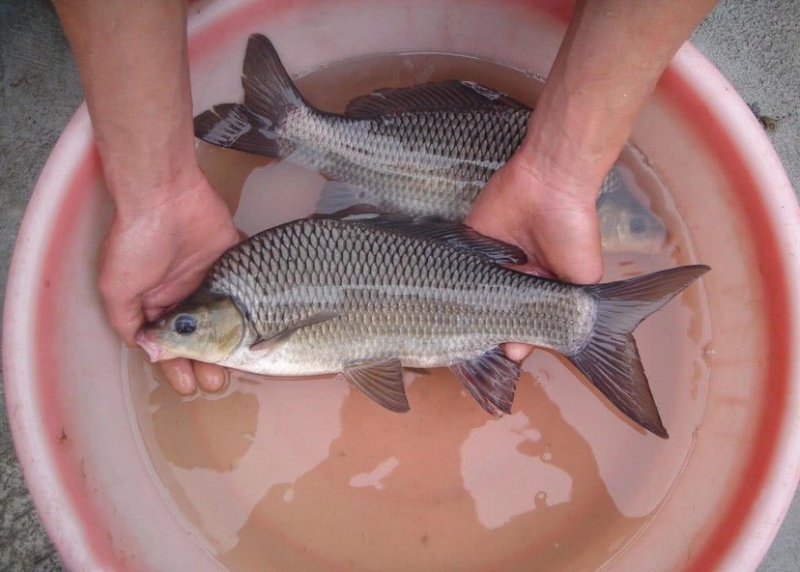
[137,208,708,438]
[194,34,667,253]
[597,167,668,253]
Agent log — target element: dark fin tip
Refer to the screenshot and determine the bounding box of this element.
[242,33,307,118]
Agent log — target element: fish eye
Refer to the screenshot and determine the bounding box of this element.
[174,314,197,335]
[629,215,648,235]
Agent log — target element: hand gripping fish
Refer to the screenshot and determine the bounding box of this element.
[137,210,708,438]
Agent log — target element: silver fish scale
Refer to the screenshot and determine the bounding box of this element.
[203,218,596,374]
[280,107,530,218]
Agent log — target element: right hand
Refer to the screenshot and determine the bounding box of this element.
[99,171,240,395]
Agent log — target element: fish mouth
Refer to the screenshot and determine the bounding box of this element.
[135,330,169,362]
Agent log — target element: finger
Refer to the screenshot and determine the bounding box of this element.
[509,260,556,279]
[530,205,603,284]
[159,358,198,395]
[193,361,229,393]
[504,342,534,362]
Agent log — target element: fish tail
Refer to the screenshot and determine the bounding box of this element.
[193,34,308,157]
[567,264,710,438]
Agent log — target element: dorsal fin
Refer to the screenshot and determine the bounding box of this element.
[319,206,527,265]
[242,33,307,119]
[344,80,529,118]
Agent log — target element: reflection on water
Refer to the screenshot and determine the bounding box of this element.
[125,52,710,571]
[460,409,572,530]
[219,370,650,572]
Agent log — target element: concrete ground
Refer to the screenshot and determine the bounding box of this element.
[0,0,798,570]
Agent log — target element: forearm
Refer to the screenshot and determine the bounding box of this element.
[53,0,199,214]
[519,0,718,197]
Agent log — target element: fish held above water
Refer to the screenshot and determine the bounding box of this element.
[194,34,667,252]
[137,209,708,438]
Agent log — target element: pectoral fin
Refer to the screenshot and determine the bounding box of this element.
[315,181,379,215]
[249,311,339,352]
[343,358,410,413]
[450,347,520,416]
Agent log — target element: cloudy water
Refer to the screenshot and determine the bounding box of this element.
[124,52,711,571]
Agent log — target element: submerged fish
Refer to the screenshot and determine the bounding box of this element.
[137,209,707,438]
[194,34,667,252]
[597,167,667,253]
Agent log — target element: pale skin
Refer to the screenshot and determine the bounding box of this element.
[54,0,716,393]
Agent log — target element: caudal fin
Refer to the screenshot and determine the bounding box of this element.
[568,264,710,438]
[193,34,307,157]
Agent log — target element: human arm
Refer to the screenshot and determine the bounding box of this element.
[52,0,240,393]
[467,0,717,283]
[465,0,718,360]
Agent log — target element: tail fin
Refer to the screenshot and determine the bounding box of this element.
[568,264,710,438]
[193,34,307,158]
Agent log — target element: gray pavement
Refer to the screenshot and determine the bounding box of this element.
[1,0,798,570]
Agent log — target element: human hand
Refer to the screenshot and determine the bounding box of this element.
[466,152,604,362]
[52,0,247,394]
[466,153,604,282]
[99,172,240,395]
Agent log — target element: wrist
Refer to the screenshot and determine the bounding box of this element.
[514,100,623,208]
[514,0,709,204]
[514,64,643,206]
[106,157,212,219]
[95,86,199,211]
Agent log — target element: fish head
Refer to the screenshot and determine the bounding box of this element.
[597,194,667,253]
[136,293,245,364]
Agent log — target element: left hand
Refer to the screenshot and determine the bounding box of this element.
[466,153,604,362]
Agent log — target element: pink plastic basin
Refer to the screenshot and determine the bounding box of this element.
[4,0,799,570]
